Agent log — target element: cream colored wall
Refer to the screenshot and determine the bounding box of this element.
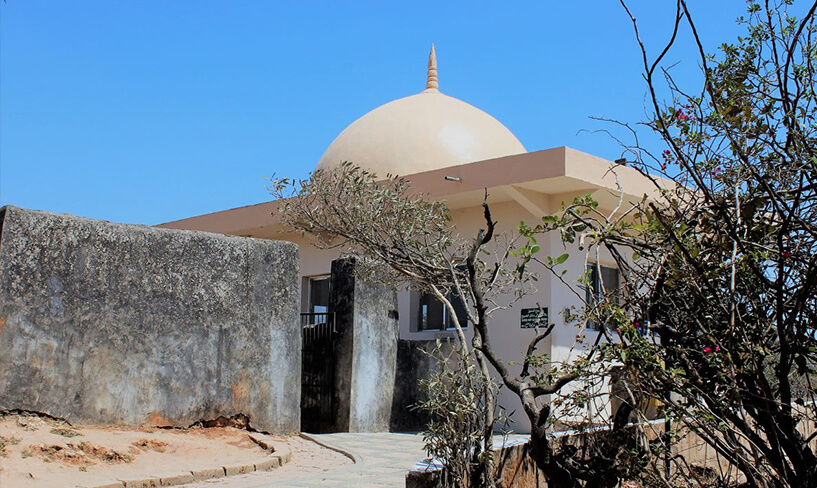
[402,198,630,433]
[288,196,626,434]
[387,198,564,433]
[267,232,340,283]
[545,223,636,426]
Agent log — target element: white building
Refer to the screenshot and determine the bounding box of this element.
[162,47,664,433]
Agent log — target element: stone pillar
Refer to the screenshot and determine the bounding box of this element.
[329,257,399,432]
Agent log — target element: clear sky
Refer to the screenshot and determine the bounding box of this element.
[1,1,753,225]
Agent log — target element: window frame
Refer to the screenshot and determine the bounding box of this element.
[585,262,620,331]
[416,290,469,332]
[307,275,331,315]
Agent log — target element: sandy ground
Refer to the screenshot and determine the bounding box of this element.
[0,413,352,488]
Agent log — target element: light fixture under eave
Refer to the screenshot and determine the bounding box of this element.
[444,176,462,182]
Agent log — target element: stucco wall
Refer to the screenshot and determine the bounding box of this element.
[393,198,624,433]
[278,195,626,434]
[0,206,301,433]
[329,257,399,432]
[392,199,560,433]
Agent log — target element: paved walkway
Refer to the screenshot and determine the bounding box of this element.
[297,432,427,487]
[178,432,427,488]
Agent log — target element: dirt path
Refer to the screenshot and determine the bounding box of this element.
[0,413,352,488]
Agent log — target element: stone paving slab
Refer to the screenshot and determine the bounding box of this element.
[175,432,536,487]
[283,432,427,487]
[275,432,530,487]
[182,432,543,488]
[176,432,427,487]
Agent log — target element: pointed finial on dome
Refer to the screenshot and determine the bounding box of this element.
[425,44,439,92]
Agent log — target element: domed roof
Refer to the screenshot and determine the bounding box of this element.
[316,46,526,176]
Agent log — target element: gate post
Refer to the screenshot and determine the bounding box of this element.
[329,257,399,432]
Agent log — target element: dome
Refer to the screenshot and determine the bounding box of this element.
[316,46,526,176]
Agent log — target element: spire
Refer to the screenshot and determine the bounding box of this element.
[425,44,439,92]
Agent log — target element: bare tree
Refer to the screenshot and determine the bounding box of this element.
[533,1,817,486]
[270,164,635,487]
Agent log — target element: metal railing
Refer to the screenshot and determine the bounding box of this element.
[300,312,335,330]
[300,312,336,433]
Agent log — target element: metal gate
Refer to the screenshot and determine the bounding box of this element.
[300,312,337,433]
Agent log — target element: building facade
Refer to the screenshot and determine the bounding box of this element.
[161,47,665,433]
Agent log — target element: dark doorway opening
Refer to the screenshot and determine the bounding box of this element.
[300,309,337,433]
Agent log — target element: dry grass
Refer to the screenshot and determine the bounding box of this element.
[0,435,21,457]
[22,442,134,466]
[50,427,82,438]
[130,438,167,453]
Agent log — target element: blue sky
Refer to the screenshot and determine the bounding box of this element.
[1,1,750,225]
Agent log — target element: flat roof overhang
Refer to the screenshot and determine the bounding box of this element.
[158,146,673,238]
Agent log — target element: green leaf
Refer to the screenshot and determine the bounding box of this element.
[555,253,569,265]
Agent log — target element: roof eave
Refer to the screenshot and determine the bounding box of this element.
[158,146,674,236]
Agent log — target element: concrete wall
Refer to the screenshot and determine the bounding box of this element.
[0,206,301,433]
[390,339,436,432]
[329,257,399,432]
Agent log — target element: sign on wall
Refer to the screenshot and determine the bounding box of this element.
[520,307,548,329]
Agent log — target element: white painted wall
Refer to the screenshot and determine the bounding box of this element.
[289,196,627,434]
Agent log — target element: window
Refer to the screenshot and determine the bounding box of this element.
[308,276,330,315]
[586,264,620,330]
[417,291,468,331]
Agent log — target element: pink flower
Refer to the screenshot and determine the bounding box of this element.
[661,163,667,171]
[781,251,790,259]
[715,346,721,352]
[703,346,712,353]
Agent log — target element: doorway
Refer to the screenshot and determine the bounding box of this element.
[300,276,337,433]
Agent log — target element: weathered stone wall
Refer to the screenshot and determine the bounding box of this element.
[329,257,399,432]
[0,206,301,433]
[390,339,436,432]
